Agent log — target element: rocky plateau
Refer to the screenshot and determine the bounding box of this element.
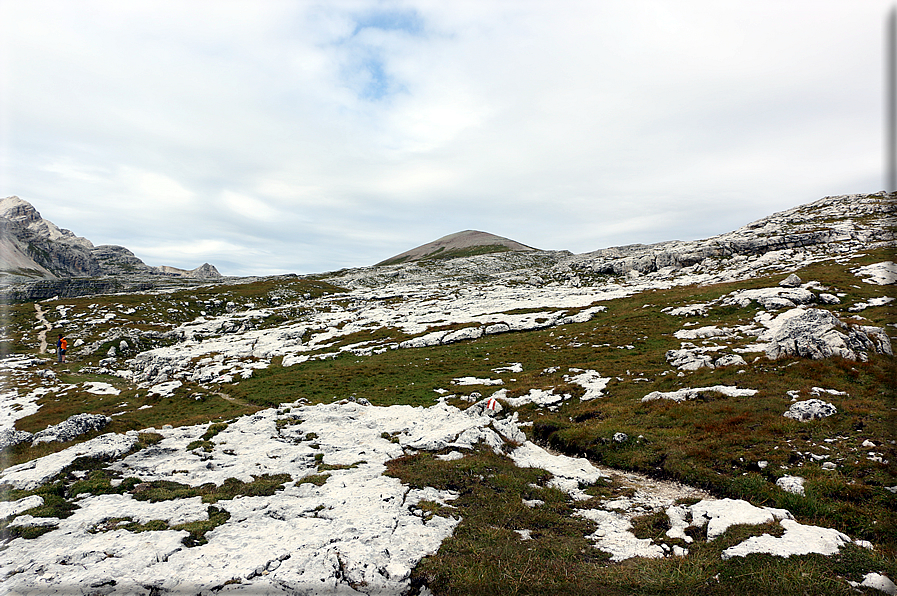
[0,192,894,595]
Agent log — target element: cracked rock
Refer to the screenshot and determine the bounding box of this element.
[31,413,112,446]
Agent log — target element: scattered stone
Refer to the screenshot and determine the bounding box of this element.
[662,303,711,317]
[810,387,848,397]
[671,545,689,557]
[576,508,665,562]
[673,325,732,340]
[776,476,805,495]
[2,432,139,491]
[492,363,523,374]
[465,396,504,416]
[510,441,607,500]
[848,296,895,312]
[7,514,59,528]
[666,348,715,370]
[851,573,897,595]
[779,273,802,287]
[452,376,503,386]
[613,432,628,443]
[714,354,746,367]
[783,399,836,422]
[498,388,567,408]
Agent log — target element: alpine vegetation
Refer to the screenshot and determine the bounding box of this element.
[0,193,894,595]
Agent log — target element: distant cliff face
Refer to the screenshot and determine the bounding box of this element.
[0,196,222,283]
[0,197,101,278]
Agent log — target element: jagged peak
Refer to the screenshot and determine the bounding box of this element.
[0,195,42,223]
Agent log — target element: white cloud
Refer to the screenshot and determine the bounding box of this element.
[1,1,890,274]
[221,191,280,222]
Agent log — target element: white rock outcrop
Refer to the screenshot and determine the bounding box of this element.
[721,519,852,559]
[30,413,112,446]
[760,308,892,361]
[853,261,897,285]
[642,385,757,403]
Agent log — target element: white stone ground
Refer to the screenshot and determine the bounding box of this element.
[0,400,880,594]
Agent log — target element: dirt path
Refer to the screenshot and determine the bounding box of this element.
[543,444,710,508]
[213,391,258,408]
[34,303,52,354]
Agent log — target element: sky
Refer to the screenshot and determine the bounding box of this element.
[0,1,892,277]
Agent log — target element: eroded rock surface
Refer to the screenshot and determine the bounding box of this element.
[30,413,112,446]
[759,308,892,361]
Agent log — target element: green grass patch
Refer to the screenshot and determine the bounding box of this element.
[130,474,292,503]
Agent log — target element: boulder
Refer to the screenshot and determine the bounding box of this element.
[714,354,746,367]
[0,429,34,450]
[779,274,802,287]
[776,475,806,495]
[31,414,112,445]
[666,348,715,370]
[762,308,892,361]
[783,399,836,422]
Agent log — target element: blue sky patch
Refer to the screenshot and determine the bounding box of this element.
[352,8,424,36]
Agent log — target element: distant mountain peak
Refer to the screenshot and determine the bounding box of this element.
[376,230,537,266]
[0,195,222,282]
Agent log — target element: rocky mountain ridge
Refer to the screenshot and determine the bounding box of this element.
[330,192,894,290]
[0,196,221,285]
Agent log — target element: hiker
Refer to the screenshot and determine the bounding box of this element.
[56,334,67,364]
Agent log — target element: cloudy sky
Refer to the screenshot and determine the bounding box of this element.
[0,1,891,276]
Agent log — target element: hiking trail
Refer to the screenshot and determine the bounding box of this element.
[34,303,52,354]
